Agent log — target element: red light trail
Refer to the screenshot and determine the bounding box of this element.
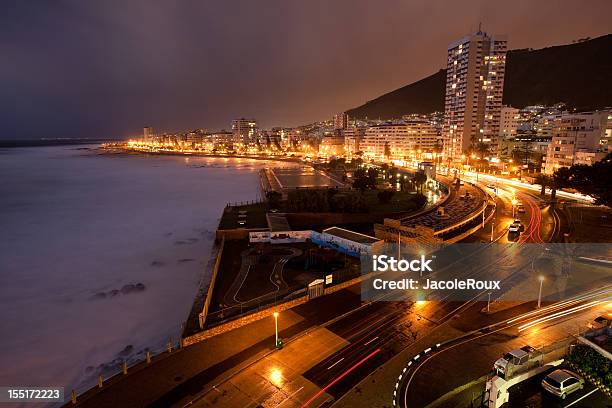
[300,348,382,407]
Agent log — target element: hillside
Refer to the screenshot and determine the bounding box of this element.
[347,34,612,119]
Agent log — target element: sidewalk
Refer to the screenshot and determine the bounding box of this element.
[72,286,364,407]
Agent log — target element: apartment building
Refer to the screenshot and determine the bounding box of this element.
[543,111,609,174]
[443,29,507,161]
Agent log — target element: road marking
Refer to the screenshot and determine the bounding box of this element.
[275,386,304,407]
[327,357,344,370]
[563,388,599,408]
[301,348,381,407]
[364,336,379,346]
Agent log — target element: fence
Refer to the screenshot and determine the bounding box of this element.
[205,287,307,329]
[225,198,265,207]
[68,322,184,405]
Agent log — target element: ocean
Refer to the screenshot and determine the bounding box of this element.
[0,145,289,397]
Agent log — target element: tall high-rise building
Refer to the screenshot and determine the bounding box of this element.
[443,28,507,162]
[231,118,259,145]
[333,113,348,130]
[143,126,154,142]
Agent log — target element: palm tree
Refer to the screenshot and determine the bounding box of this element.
[413,172,427,194]
[533,174,551,196]
[474,142,489,171]
[551,167,572,201]
[433,140,443,165]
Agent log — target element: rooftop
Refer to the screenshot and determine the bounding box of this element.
[323,227,381,245]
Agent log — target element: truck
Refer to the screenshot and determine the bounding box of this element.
[493,345,543,379]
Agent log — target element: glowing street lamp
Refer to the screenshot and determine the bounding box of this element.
[511,197,518,217]
[537,276,545,308]
[273,312,282,349]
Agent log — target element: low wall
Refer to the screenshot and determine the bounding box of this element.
[198,237,225,330]
[216,228,268,241]
[182,274,365,347]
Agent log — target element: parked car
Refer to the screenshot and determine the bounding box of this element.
[541,369,584,399]
[517,204,526,213]
[508,224,520,233]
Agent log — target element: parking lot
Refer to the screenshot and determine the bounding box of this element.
[507,367,609,408]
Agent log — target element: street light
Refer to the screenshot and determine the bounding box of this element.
[511,197,518,218]
[273,312,280,348]
[537,276,545,308]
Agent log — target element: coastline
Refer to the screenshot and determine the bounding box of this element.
[98,145,307,166]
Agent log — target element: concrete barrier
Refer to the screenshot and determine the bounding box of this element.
[183,274,366,347]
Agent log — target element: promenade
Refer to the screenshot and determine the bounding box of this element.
[69,286,365,407]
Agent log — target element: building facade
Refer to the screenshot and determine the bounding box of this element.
[543,111,609,174]
[443,29,507,162]
[499,106,519,141]
[143,126,154,142]
[333,113,348,130]
[231,118,259,146]
[361,120,438,161]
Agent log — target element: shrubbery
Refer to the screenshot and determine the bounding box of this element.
[567,344,611,388]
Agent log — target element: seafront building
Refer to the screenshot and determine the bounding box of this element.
[231,118,259,146]
[442,28,507,162]
[143,126,154,142]
[361,120,438,162]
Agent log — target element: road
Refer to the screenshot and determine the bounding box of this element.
[395,286,612,408]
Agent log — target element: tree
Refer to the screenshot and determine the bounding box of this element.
[551,167,572,201]
[380,163,389,179]
[352,168,369,191]
[566,153,612,207]
[413,171,427,194]
[384,142,391,159]
[533,174,551,196]
[433,139,443,165]
[474,142,489,158]
[367,167,379,189]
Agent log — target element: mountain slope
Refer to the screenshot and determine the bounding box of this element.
[347,34,612,119]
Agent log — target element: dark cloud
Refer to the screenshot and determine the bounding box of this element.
[1,0,610,139]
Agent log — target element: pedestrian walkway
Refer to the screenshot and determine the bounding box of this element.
[72,286,363,407]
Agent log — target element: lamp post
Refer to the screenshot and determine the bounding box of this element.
[273,312,280,348]
[537,276,545,308]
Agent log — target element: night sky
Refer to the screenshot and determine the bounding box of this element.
[1,0,611,140]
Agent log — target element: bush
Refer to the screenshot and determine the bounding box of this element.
[567,345,611,388]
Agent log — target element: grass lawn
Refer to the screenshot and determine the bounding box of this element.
[361,190,425,213]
